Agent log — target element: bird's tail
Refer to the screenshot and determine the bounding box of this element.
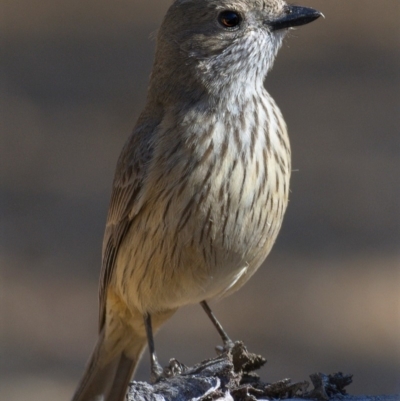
[71,328,147,401]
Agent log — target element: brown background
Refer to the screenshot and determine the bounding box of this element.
[1,1,399,400]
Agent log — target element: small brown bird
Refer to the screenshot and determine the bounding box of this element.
[72,1,322,400]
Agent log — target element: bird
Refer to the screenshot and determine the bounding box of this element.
[71,1,322,400]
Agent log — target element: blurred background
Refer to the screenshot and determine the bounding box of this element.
[1,0,399,400]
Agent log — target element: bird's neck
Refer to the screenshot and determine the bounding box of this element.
[148,73,269,118]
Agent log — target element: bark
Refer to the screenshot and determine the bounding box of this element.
[127,342,399,401]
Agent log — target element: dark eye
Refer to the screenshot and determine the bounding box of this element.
[218,11,241,28]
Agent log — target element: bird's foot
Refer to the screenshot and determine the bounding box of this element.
[150,358,164,384]
[150,358,188,382]
[163,358,188,378]
[216,339,235,355]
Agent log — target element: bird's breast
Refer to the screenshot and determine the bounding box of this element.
[117,96,291,311]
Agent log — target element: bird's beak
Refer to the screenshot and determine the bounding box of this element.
[267,5,323,31]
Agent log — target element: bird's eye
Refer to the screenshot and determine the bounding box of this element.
[218,11,241,29]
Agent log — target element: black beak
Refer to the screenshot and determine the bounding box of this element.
[267,5,323,31]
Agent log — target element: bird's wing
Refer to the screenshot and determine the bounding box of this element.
[98,115,160,330]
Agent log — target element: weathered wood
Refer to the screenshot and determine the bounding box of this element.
[127,342,399,401]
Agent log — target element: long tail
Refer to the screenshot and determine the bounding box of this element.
[71,329,147,401]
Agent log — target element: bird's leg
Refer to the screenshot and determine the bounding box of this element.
[143,313,163,383]
[200,300,234,351]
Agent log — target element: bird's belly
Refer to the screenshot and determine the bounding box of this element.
[115,148,289,313]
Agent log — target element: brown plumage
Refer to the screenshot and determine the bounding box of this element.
[72,0,322,400]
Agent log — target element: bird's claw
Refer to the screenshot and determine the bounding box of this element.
[150,360,164,384]
[163,358,188,378]
[216,339,235,355]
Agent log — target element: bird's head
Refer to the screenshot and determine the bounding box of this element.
[149,0,322,104]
